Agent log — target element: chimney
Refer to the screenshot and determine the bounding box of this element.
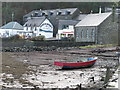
[99,6,102,14]
[90,10,93,14]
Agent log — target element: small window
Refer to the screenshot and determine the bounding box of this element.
[86,29,89,39]
[31,27,33,30]
[42,12,45,16]
[29,24,31,27]
[35,12,38,17]
[91,29,95,40]
[34,27,37,31]
[61,34,66,38]
[62,25,69,29]
[49,12,53,15]
[25,24,27,27]
[26,27,28,31]
[68,34,73,37]
[81,30,83,38]
[66,11,71,15]
[57,11,62,15]
[34,24,36,27]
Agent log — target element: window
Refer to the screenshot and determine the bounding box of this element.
[61,34,66,38]
[35,12,38,17]
[49,12,53,15]
[29,24,31,27]
[68,34,73,37]
[26,27,28,31]
[34,27,37,31]
[25,24,27,27]
[31,27,33,30]
[83,30,86,38]
[91,29,95,40]
[86,29,89,39]
[81,30,83,38]
[57,11,62,15]
[62,25,69,29]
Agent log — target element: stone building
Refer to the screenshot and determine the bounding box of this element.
[75,12,118,44]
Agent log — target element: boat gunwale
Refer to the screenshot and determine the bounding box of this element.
[54,57,97,68]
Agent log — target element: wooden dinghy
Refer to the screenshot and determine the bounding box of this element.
[54,57,97,69]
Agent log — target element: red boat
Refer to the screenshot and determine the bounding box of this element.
[54,57,97,69]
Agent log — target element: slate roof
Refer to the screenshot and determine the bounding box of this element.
[75,12,112,27]
[58,20,79,29]
[74,14,87,20]
[24,17,46,27]
[24,8,79,18]
[0,22,23,30]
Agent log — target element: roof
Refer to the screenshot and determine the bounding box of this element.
[74,14,88,20]
[75,12,112,27]
[58,20,79,29]
[0,22,23,30]
[24,17,46,27]
[24,8,79,18]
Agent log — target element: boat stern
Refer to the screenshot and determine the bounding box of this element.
[54,61,63,67]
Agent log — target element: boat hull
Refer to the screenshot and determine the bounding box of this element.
[62,62,95,69]
[54,58,97,69]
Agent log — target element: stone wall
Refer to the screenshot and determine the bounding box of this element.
[1,39,94,52]
[34,40,94,47]
[75,26,96,42]
[97,14,118,45]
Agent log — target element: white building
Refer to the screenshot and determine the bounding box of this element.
[57,20,79,39]
[0,22,25,38]
[23,17,53,38]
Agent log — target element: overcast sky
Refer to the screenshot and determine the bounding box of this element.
[0,0,120,2]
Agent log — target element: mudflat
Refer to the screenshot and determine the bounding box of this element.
[1,47,119,89]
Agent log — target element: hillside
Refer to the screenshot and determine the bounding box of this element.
[2,2,115,25]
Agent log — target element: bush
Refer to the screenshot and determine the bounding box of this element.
[7,34,22,41]
[31,35,45,41]
[61,37,75,41]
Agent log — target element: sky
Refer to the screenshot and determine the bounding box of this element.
[0,0,120,2]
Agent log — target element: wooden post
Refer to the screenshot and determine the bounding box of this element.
[115,52,120,90]
[0,3,2,90]
[104,67,111,88]
[0,1,2,27]
[118,56,120,90]
[118,56,120,66]
[79,83,82,90]
[118,8,120,46]
[77,84,82,90]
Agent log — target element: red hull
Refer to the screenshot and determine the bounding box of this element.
[54,57,97,69]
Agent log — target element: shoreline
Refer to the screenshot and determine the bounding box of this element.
[1,47,119,89]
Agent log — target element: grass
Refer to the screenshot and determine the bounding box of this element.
[79,44,116,49]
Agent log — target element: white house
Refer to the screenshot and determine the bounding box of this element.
[57,20,79,39]
[0,22,25,38]
[23,17,53,38]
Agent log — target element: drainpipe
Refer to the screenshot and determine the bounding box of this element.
[74,26,76,42]
[95,26,98,44]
